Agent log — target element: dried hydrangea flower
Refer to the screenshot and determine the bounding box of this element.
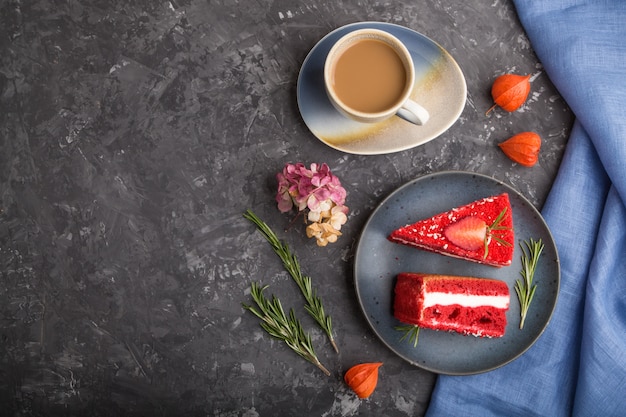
[276,163,349,246]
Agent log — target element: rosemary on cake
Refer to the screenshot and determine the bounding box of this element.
[242,282,331,376]
[515,238,544,329]
[395,324,421,347]
[243,209,338,353]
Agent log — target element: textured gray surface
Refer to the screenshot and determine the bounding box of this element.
[0,1,572,416]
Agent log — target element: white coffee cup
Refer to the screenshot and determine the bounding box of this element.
[324,29,429,125]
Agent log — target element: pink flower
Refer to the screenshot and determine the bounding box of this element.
[275,162,349,245]
[276,173,295,212]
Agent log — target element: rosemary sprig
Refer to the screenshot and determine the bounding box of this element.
[243,282,331,376]
[484,207,513,259]
[395,324,421,347]
[243,209,339,353]
[514,238,544,329]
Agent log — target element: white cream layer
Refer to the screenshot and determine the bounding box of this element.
[423,292,509,309]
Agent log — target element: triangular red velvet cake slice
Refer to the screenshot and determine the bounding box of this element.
[388,193,515,267]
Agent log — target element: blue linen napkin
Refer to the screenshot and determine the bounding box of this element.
[426,1,626,416]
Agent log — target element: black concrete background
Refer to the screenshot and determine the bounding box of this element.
[1,1,573,416]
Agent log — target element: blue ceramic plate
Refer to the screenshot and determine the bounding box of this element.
[354,171,560,375]
[297,22,466,155]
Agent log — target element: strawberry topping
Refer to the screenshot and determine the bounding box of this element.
[444,216,487,251]
[443,208,512,258]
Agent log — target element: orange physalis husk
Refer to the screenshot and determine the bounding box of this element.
[498,132,541,167]
[344,362,383,399]
[486,74,531,115]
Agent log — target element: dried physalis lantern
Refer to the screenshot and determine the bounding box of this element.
[486,74,531,115]
[498,132,541,167]
[344,362,383,399]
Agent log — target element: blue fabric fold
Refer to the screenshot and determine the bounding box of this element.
[426,1,626,416]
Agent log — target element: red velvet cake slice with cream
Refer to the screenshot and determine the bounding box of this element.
[388,193,515,267]
[394,272,510,338]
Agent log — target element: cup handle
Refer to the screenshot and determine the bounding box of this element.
[397,99,430,125]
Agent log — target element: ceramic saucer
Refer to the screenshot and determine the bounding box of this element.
[297,22,467,155]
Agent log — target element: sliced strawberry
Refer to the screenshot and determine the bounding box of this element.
[444,216,487,251]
